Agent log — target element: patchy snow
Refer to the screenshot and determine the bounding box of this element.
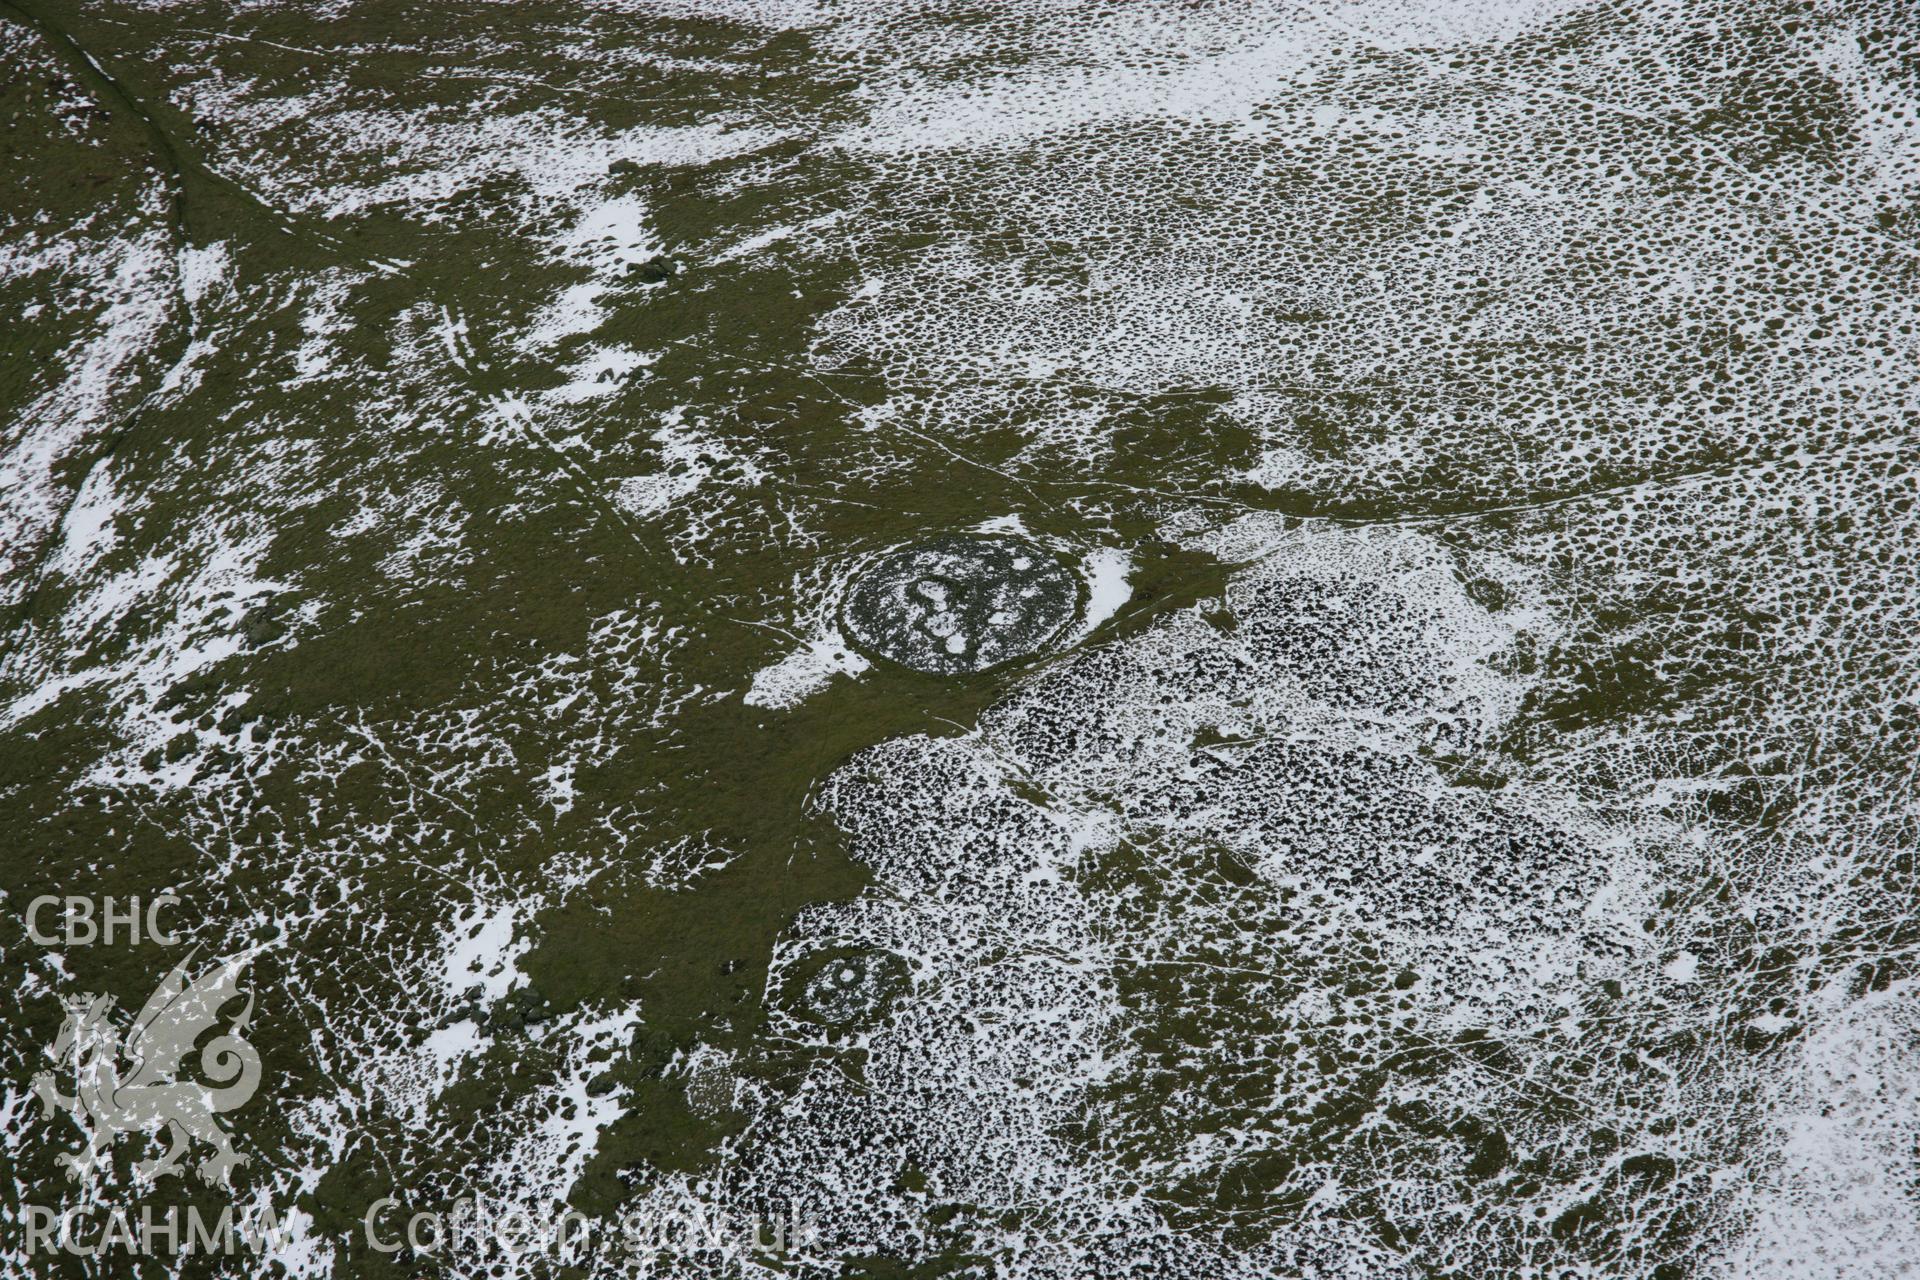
[1075,546,1133,637]
[443,902,529,1006]
[743,630,870,710]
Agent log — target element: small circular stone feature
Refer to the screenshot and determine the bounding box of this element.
[798,949,908,1026]
[841,535,1079,675]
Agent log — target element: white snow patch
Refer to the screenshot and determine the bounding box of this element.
[744,631,870,710]
[612,405,763,522]
[557,194,660,271]
[46,460,125,578]
[1076,546,1133,636]
[176,241,233,307]
[974,514,1031,537]
[443,902,529,1006]
[544,344,656,404]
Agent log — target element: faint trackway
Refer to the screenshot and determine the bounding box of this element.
[1324,430,1915,531]
[3,0,390,262]
[0,0,395,666]
[0,0,691,667]
[109,17,775,116]
[0,0,201,659]
[431,303,675,570]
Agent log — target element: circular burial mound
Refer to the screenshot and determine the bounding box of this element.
[841,535,1080,675]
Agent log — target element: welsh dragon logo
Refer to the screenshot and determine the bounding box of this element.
[31,951,262,1187]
